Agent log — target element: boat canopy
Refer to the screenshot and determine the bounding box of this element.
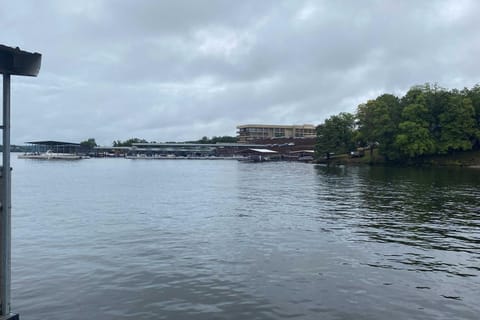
[26,140,80,146]
[237,148,278,154]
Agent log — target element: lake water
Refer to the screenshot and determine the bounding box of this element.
[10,158,480,319]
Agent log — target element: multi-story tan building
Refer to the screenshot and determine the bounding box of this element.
[237,124,316,143]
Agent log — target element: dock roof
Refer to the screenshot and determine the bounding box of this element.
[26,140,80,146]
[237,148,278,154]
[132,142,265,148]
[289,149,315,154]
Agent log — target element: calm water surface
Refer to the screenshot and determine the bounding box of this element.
[10,158,480,319]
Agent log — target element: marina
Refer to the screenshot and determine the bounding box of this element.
[17,139,317,162]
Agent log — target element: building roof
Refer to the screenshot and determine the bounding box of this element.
[132,142,265,148]
[94,146,131,150]
[26,140,80,146]
[237,148,278,154]
[289,150,315,154]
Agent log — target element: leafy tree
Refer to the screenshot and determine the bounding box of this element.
[395,103,435,158]
[463,85,480,138]
[316,112,355,157]
[210,136,238,143]
[402,86,427,107]
[423,84,450,142]
[351,83,480,162]
[377,93,402,123]
[356,98,398,159]
[80,138,97,149]
[395,123,435,158]
[113,138,148,147]
[401,103,429,125]
[437,96,478,153]
[187,136,238,144]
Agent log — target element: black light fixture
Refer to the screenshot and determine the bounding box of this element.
[0,44,41,320]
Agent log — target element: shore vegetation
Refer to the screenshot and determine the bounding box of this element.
[315,84,480,165]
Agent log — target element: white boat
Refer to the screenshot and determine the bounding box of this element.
[18,150,87,160]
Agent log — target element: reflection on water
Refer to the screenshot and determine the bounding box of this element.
[315,165,480,275]
[10,159,480,319]
[315,165,480,311]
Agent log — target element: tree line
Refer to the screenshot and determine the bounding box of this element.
[81,137,148,148]
[79,136,238,149]
[186,136,238,144]
[316,84,480,161]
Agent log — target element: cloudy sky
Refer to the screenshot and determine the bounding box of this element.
[2,0,479,145]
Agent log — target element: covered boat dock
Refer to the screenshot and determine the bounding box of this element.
[128,142,266,158]
[236,148,280,162]
[25,141,81,154]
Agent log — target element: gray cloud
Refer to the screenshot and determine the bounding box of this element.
[2,0,479,145]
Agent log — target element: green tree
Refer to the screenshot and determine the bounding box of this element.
[112,138,148,147]
[395,103,435,158]
[395,122,435,158]
[316,112,355,157]
[356,98,398,159]
[423,84,450,143]
[402,86,427,107]
[80,138,97,149]
[437,96,478,153]
[210,136,238,143]
[187,136,238,144]
[352,83,480,162]
[463,85,480,141]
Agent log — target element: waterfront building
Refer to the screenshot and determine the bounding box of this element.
[236,124,316,143]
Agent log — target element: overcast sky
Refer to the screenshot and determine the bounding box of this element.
[2,0,479,145]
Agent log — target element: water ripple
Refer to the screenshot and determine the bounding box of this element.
[8,159,480,319]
